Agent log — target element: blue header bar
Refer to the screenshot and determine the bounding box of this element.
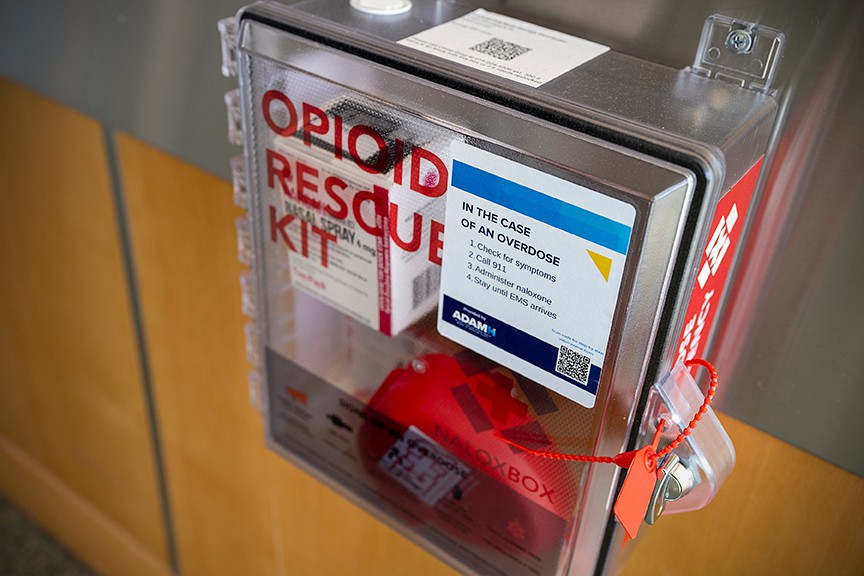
[452,160,632,255]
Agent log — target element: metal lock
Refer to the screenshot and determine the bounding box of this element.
[645,453,698,524]
[637,362,736,520]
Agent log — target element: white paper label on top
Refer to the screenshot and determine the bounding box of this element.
[437,142,635,408]
[398,9,609,88]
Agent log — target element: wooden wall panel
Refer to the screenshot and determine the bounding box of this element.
[0,79,169,576]
[618,413,864,576]
[117,133,457,576]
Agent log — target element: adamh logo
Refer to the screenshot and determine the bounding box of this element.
[452,309,496,338]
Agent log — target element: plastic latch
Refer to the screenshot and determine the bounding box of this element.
[691,14,785,93]
[218,17,238,78]
[244,321,260,368]
[230,155,248,209]
[224,89,243,146]
[640,362,736,515]
[236,215,253,266]
[247,368,263,412]
[240,271,257,318]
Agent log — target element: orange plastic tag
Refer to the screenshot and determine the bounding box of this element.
[613,421,664,539]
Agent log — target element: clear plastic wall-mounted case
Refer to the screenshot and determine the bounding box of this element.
[229,2,778,574]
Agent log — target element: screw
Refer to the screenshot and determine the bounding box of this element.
[726,29,753,54]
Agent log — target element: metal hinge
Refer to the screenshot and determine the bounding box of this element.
[691,15,785,93]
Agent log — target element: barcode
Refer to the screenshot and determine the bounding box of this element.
[412,266,441,309]
[555,345,591,384]
[469,37,532,61]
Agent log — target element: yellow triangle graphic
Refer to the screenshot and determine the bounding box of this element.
[587,250,612,282]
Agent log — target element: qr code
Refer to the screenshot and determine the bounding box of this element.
[555,345,591,384]
[469,38,532,61]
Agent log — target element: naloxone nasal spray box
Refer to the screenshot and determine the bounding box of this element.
[264,96,455,335]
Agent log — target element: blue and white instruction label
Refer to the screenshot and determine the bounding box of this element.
[437,143,636,408]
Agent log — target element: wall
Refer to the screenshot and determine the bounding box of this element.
[1,1,863,575]
[0,80,169,576]
[0,78,455,576]
[1,76,862,576]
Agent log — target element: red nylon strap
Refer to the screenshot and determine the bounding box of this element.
[497,358,719,468]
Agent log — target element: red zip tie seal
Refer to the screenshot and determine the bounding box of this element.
[497,358,719,539]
